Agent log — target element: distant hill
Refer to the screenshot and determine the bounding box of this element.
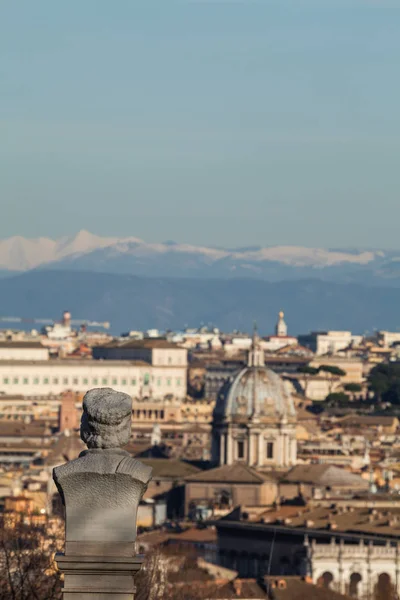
[2,230,400,287]
[0,269,399,335]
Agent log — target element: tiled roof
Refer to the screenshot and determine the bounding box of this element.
[0,359,153,366]
[185,464,275,484]
[339,415,398,427]
[139,458,201,478]
[0,422,51,437]
[264,578,351,600]
[45,432,85,465]
[102,339,183,350]
[282,464,368,488]
[244,504,400,538]
[0,341,45,349]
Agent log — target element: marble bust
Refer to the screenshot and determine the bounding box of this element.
[53,388,153,549]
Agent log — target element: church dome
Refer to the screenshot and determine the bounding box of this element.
[215,365,296,420]
[214,328,296,421]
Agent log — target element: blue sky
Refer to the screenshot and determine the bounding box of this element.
[1,0,399,248]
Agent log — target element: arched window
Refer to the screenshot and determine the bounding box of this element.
[318,572,334,589]
[375,573,395,600]
[348,573,362,597]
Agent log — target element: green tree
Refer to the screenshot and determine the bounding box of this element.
[297,365,319,397]
[368,363,400,403]
[343,382,362,400]
[383,381,400,406]
[318,365,347,393]
[325,392,350,407]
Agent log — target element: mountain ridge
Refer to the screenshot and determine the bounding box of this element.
[1,231,399,287]
[0,269,399,335]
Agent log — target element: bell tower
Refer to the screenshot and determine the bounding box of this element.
[275,311,287,337]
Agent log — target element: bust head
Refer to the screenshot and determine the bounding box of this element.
[80,387,132,449]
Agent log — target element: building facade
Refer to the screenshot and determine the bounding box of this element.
[212,331,297,470]
[0,359,187,399]
[310,538,400,599]
[298,331,363,356]
[0,341,49,361]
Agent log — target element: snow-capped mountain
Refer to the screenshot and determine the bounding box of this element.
[1,230,400,285]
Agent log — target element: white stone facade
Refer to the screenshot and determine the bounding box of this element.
[0,344,49,361]
[0,360,187,399]
[311,538,400,598]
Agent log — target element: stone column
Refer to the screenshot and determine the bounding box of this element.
[257,433,263,467]
[248,433,254,466]
[219,432,225,465]
[53,388,153,600]
[227,430,234,465]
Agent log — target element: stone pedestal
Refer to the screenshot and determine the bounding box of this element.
[53,388,153,600]
[56,553,143,599]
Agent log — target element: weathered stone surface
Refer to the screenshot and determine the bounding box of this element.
[80,387,133,449]
[53,447,152,543]
[53,388,152,598]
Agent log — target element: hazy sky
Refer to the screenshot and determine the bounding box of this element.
[1,0,400,248]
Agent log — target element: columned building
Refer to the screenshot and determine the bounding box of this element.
[212,330,297,470]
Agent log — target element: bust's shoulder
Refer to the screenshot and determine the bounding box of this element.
[116,456,152,484]
[53,451,152,486]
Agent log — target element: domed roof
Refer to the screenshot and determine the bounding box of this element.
[215,365,296,420]
[214,329,296,421]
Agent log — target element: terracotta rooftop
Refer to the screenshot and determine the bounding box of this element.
[0,422,52,437]
[45,432,85,465]
[282,464,368,488]
[139,458,201,479]
[138,526,217,548]
[102,338,183,350]
[263,577,351,600]
[338,415,398,428]
[0,359,151,366]
[238,504,400,538]
[0,341,45,349]
[185,464,276,484]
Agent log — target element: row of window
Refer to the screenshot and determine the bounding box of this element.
[1,375,182,387]
[132,409,165,420]
[237,440,274,460]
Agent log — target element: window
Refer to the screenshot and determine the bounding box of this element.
[176,378,181,386]
[168,356,172,364]
[83,378,88,385]
[73,378,78,385]
[3,378,9,384]
[131,378,136,386]
[33,377,39,385]
[13,377,19,384]
[23,378,29,384]
[167,378,171,386]
[102,378,108,385]
[63,377,68,385]
[144,374,150,385]
[157,378,161,386]
[266,442,274,460]
[53,377,59,384]
[112,378,118,385]
[121,378,127,386]
[160,410,165,419]
[92,378,98,385]
[237,440,244,459]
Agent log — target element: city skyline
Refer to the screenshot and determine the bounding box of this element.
[2,0,400,247]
